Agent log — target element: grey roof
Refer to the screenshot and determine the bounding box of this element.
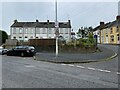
[93,20,120,31]
[11,20,71,28]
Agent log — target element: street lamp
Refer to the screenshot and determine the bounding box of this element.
[55,0,59,57]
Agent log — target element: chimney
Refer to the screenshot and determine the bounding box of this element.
[68,20,70,24]
[116,15,120,21]
[47,20,49,23]
[100,22,105,30]
[36,19,39,22]
[14,19,18,23]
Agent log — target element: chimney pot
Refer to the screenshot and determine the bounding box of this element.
[36,19,39,22]
[116,15,120,21]
[14,19,18,23]
[47,20,49,23]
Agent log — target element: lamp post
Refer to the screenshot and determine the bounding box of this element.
[55,0,59,57]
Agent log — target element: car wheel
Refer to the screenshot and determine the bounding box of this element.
[21,53,24,57]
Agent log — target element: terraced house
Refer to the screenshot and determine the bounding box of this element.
[94,15,120,44]
[10,19,71,42]
[101,16,120,44]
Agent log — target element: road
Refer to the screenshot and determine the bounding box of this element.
[2,48,119,88]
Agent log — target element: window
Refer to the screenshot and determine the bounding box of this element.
[25,28,28,34]
[101,36,104,43]
[117,34,119,41]
[110,28,113,34]
[43,28,47,34]
[64,28,68,34]
[110,35,114,42]
[116,26,119,32]
[19,29,22,34]
[12,28,16,34]
[59,28,63,34]
[30,29,34,34]
[36,28,40,34]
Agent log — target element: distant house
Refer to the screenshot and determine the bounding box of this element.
[10,20,72,42]
[93,15,120,44]
[93,22,106,43]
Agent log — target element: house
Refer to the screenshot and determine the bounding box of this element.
[100,16,120,44]
[93,22,106,43]
[10,19,72,42]
[93,15,120,44]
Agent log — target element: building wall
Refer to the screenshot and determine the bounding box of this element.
[100,26,120,44]
[11,27,71,42]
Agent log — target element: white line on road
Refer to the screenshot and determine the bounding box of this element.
[61,64,67,66]
[68,64,74,67]
[97,69,111,73]
[87,67,96,70]
[25,65,35,68]
[117,72,120,75]
[76,65,85,68]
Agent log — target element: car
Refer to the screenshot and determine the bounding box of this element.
[6,46,36,57]
[0,47,3,55]
[2,49,8,55]
[0,47,8,55]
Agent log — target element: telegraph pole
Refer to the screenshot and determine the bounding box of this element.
[55,0,59,57]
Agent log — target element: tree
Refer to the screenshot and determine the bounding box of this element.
[0,30,8,45]
[77,26,93,39]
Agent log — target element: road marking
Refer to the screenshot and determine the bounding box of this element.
[76,65,85,69]
[97,69,111,73]
[117,72,120,75]
[87,67,96,70]
[61,64,67,66]
[25,65,35,68]
[68,64,74,67]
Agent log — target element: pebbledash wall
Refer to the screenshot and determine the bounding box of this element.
[10,20,72,42]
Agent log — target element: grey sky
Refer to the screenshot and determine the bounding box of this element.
[1,2,118,34]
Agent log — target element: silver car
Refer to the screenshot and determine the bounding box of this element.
[0,47,8,55]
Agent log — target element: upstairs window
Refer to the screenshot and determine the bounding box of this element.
[12,28,16,34]
[116,26,119,32]
[110,28,113,34]
[117,34,119,41]
[19,29,22,34]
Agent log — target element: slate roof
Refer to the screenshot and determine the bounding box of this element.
[93,20,120,31]
[11,20,71,28]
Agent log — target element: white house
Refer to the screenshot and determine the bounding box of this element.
[93,22,105,44]
[10,20,72,42]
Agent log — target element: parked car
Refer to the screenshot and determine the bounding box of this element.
[2,49,8,55]
[6,46,36,57]
[0,47,3,55]
[0,47,8,55]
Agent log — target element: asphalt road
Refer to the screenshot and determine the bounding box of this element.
[2,54,119,88]
[78,44,119,73]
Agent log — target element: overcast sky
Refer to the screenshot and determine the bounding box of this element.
[0,1,119,34]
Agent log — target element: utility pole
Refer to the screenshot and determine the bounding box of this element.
[55,0,59,57]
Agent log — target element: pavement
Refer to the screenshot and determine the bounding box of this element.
[35,44,118,63]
